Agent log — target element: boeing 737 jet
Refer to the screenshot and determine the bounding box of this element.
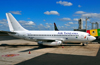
[6,13,96,46]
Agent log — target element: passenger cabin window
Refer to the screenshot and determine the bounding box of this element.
[28,34,79,37]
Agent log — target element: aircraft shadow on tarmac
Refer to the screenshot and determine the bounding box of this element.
[0,44,38,47]
[19,45,59,52]
[0,43,83,52]
[0,43,82,47]
[19,46,46,52]
[16,48,100,65]
[0,43,55,52]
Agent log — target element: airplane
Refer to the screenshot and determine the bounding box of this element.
[5,13,96,46]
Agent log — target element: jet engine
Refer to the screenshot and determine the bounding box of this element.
[37,41,62,46]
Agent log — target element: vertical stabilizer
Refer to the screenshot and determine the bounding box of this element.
[54,23,59,31]
[6,13,27,31]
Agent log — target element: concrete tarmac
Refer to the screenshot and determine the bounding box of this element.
[0,36,100,65]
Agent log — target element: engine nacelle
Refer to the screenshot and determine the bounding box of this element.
[38,41,62,46]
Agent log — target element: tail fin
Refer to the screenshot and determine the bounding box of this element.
[54,23,59,31]
[6,13,27,32]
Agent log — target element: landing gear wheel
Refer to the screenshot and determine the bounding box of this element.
[82,42,88,46]
[82,43,85,46]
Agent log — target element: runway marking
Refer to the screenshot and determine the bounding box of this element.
[2,54,19,57]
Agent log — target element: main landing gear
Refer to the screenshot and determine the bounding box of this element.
[82,42,88,46]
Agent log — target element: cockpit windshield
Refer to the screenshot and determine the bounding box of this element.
[88,34,91,36]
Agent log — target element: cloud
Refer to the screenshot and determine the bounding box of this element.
[75,11,100,18]
[60,18,71,21]
[32,23,54,30]
[26,21,35,25]
[46,23,48,25]
[19,20,35,26]
[45,23,53,29]
[45,23,52,25]
[56,1,72,6]
[58,26,69,30]
[40,24,43,26]
[19,20,39,30]
[75,11,85,14]
[69,22,74,24]
[78,5,81,8]
[19,20,26,23]
[9,11,21,15]
[0,19,8,31]
[81,18,90,21]
[74,22,78,24]
[0,19,8,26]
[44,11,59,15]
[46,25,50,28]
[65,24,70,26]
[43,19,46,21]
[72,27,77,29]
[82,13,100,18]
[0,19,7,23]
[73,18,79,21]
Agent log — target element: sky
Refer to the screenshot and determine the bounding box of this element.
[0,0,100,31]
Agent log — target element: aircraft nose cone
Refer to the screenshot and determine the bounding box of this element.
[88,36,96,41]
[93,37,96,40]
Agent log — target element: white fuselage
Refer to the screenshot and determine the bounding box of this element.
[9,31,96,43]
